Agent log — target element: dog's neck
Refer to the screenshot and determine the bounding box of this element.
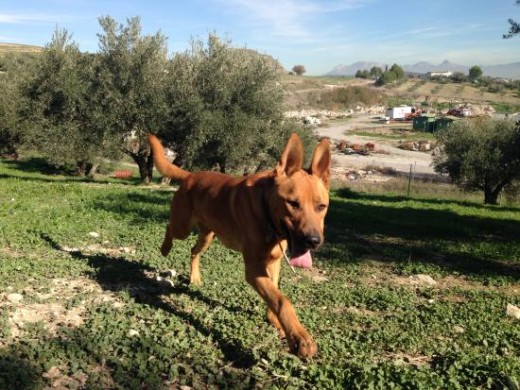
[261,184,284,243]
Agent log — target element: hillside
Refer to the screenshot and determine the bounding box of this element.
[0,43,43,53]
[281,75,520,111]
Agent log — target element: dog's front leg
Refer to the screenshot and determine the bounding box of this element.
[245,260,317,358]
[265,259,285,338]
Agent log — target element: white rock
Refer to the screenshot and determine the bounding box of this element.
[453,325,465,334]
[127,329,140,337]
[119,247,132,254]
[60,245,80,253]
[506,304,520,319]
[88,232,100,238]
[410,274,437,286]
[7,293,23,303]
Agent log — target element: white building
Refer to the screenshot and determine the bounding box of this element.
[385,105,413,120]
[421,71,453,80]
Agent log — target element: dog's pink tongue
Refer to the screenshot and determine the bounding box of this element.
[289,250,313,268]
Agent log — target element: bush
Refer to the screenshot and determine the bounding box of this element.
[433,118,520,204]
[163,34,313,174]
[306,86,380,110]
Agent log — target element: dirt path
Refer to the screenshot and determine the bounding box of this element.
[316,115,436,175]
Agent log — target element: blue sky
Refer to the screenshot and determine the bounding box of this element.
[1,0,519,74]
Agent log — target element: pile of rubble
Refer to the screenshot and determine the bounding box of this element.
[284,109,350,125]
[397,140,433,152]
[284,105,386,125]
[441,103,496,117]
[331,167,391,183]
[336,140,376,155]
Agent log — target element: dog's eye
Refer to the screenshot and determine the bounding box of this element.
[317,203,328,212]
[287,200,300,210]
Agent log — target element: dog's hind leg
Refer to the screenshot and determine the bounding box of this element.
[189,225,214,286]
[160,192,193,256]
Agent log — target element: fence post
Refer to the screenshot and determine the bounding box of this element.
[407,163,413,197]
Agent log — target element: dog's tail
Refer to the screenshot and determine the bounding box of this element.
[148,134,190,181]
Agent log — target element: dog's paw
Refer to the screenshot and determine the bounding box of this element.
[189,274,203,286]
[288,330,317,358]
[160,242,172,257]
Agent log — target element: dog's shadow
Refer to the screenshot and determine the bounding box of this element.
[41,234,258,369]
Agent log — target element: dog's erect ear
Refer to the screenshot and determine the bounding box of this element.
[276,133,304,177]
[309,138,331,188]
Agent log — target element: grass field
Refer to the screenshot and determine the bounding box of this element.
[1,158,519,389]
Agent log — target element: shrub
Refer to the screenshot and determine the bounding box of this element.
[433,118,520,204]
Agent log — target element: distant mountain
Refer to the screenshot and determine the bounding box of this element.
[482,63,520,79]
[326,60,520,79]
[404,60,468,74]
[327,61,388,76]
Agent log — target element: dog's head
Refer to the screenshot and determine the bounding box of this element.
[269,133,331,257]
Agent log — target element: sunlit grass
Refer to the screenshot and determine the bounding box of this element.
[1,158,519,389]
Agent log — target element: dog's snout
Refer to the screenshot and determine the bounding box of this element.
[305,234,321,249]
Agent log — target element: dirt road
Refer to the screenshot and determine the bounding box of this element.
[316,115,436,175]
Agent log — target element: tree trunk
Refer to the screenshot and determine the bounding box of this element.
[127,151,154,184]
[87,163,99,178]
[77,161,87,176]
[483,180,509,205]
[484,187,499,205]
[219,161,226,174]
[137,155,154,184]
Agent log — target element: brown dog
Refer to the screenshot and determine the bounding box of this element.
[148,133,331,357]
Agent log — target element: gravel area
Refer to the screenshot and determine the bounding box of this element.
[316,115,437,176]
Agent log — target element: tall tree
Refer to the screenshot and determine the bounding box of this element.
[96,16,169,183]
[355,69,370,79]
[292,64,306,76]
[433,118,520,204]
[389,63,405,81]
[0,55,29,157]
[468,65,483,82]
[503,0,520,38]
[375,64,405,86]
[162,34,313,174]
[19,29,106,175]
[369,66,383,79]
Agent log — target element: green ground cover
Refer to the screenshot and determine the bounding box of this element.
[1,158,519,389]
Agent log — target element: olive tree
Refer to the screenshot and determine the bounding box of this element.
[0,53,39,157]
[162,34,314,174]
[0,63,23,157]
[292,64,306,76]
[96,16,170,183]
[468,65,483,82]
[19,29,108,175]
[433,118,520,204]
[376,64,405,86]
[369,66,383,79]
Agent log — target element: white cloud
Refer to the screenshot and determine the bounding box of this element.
[218,0,374,39]
[0,13,70,24]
